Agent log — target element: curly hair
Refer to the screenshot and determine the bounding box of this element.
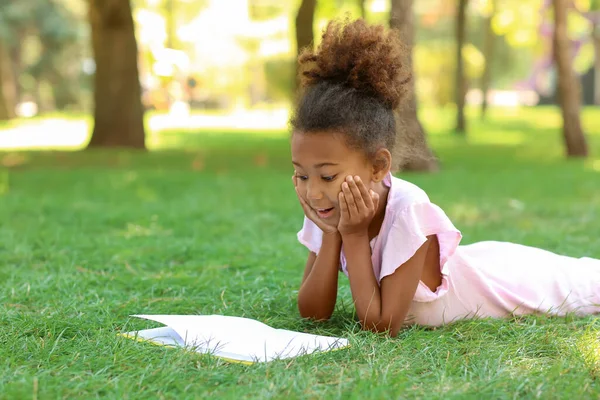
[290,18,412,161]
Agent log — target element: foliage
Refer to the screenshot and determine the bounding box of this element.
[132,0,210,24]
[264,58,296,103]
[249,0,288,21]
[414,43,456,106]
[489,0,544,48]
[413,0,542,105]
[0,107,599,397]
[1,0,596,113]
[0,0,87,110]
[314,0,361,46]
[486,0,597,75]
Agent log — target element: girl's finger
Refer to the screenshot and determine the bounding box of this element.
[339,192,350,220]
[342,182,359,217]
[354,176,373,210]
[348,177,367,212]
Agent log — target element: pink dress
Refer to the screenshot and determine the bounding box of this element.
[297,173,600,326]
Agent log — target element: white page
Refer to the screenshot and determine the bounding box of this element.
[132,314,292,362]
[129,314,349,363]
[266,328,348,360]
[123,323,258,362]
[125,326,184,347]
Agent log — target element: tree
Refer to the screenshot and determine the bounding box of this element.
[552,0,588,157]
[0,37,15,120]
[594,23,600,104]
[295,0,317,89]
[591,0,600,105]
[0,1,85,114]
[390,0,438,172]
[87,0,145,149]
[359,0,366,19]
[165,0,175,49]
[0,1,25,120]
[480,0,496,119]
[455,0,468,134]
[32,1,82,111]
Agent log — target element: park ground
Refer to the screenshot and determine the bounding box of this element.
[1,106,599,398]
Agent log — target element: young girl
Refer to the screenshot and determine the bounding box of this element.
[290,19,599,337]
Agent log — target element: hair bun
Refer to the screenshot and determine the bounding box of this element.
[298,18,411,110]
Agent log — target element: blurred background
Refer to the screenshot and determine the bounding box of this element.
[0,0,598,163]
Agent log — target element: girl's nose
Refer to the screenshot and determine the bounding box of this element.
[306,182,323,200]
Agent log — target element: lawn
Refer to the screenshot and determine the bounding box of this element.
[1,106,600,399]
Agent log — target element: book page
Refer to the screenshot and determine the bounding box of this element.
[266,328,349,360]
[133,315,283,362]
[130,315,349,362]
[123,326,184,347]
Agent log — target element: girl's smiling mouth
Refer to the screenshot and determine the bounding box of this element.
[316,207,335,218]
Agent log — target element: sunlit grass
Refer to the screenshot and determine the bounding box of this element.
[576,328,600,378]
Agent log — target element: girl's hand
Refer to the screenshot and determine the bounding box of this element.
[293,175,339,235]
[338,175,379,237]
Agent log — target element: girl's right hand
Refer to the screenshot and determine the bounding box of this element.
[293,175,338,235]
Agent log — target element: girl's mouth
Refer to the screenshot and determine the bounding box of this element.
[316,207,335,219]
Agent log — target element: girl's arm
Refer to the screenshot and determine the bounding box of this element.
[342,233,436,336]
[297,232,342,320]
[337,175,438,337]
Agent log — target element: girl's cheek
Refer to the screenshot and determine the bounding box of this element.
[297,183,306,196]
[332,190,342,206]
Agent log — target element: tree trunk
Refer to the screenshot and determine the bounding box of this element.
[480,2,495,120]
[594,24,600,105]
[359,0,366,19]
[165,0,175,49]
[390,0,438,172]
[455,0,468,134]
[295,0,317,88]
[87,0,146,149]
[34,80,44,113]
[0,37,16,121]
[8,38,22,107]
[552,0,588,157]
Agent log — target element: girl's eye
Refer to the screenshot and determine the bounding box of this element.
[296,175,308,181]
[322,175,337,182]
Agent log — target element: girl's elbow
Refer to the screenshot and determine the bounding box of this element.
[298,303,333,321]
[299,310,333,321]
[361,316,403,337]
[387,325,402,337]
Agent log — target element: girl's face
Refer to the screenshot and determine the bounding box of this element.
[291,131,376,228]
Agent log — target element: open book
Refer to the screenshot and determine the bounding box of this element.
[121,314,349,364]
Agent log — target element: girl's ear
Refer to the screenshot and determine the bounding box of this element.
[371,148,392,183]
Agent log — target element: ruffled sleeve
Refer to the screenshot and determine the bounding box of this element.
[297,216,323,254]
[378,202,462,302]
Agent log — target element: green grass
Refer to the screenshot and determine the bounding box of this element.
[1,106,600,399]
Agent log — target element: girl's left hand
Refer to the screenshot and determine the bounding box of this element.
[338,175,379,237]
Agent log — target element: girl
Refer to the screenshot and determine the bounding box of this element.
[290,19,599,337]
